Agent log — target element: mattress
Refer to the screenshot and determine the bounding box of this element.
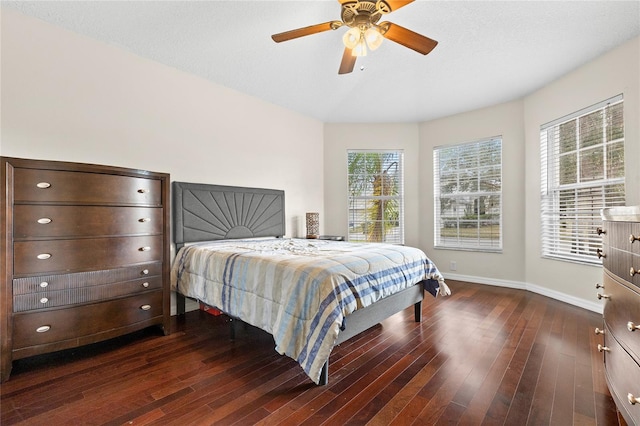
[171,237,447,383]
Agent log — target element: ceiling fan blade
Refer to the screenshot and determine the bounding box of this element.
[383,1,415,12]
[272,22,340,43]
[380,22,438,55]
[338,48,356,74]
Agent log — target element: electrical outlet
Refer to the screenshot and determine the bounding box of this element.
[450,261,457,271]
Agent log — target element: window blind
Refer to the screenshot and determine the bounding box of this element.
[540,95,625,264]
[347,150,404,244]
[433,137,502,251]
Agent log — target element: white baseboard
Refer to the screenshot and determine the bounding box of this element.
[443,272,603,314]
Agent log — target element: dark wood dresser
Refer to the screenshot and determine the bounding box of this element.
[1,157,170,382]
[598,206,640,425]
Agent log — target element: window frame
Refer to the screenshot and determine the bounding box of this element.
[540,94,625,265]
[433,136,503,252]
[347,150,404,244]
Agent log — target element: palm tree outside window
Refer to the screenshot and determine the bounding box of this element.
[347,150,404,244]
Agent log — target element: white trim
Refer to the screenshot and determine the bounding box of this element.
[541,93,623,130]
[442,272,603,314]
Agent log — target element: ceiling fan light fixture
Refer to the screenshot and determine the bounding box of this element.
[344,26,381,57]
[352,34,368,56]
[364,27,383,51]
[342,27,361,49]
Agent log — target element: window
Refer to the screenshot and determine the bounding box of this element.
[347,150,404,244]
[434,137,502,251]
[540,95,625,264]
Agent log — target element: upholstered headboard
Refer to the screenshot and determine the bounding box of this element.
[173,181,285,247]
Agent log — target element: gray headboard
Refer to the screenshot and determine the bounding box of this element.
[173,181,285,247]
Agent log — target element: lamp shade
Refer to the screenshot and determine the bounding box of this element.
[342,27,361,49]
[343,26,383,57]
[306,212,319,239]
[364,27,383,50]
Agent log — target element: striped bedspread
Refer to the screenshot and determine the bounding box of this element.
[171,238,448,384]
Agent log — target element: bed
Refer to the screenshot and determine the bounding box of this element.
[171,181,449,385]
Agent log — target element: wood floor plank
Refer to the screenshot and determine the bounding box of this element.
[458,292,531,423]
[526,327,560,423]
[551,353,576,425]
[0,281,626,426]
[362,347,443,425]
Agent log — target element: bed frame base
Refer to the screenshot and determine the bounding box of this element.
[175,272,426,386]
[318,284,424,385]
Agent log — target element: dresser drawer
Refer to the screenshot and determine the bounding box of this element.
[602,270,640,360]
[12,291,163,349]
[13,168,161,206]
[601,221,628,251]
[603,248,640,289]
[13,262,162,294]
[13,276,163,312]
[14,205,163,239]
[604,325,640,425]
[14,236,163,275]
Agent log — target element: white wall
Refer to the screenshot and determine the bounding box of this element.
[418,100,526,284]
[523,36,640,306]
[323,123,421,247]
[0,8,325,240]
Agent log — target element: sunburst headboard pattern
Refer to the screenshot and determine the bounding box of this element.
[173,181,285,247]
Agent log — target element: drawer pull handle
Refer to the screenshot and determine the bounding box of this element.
[140,304,151,311]
[141,269,149,275]
[595,283,604,289]
[628,321,640,332]
[631,267,639,277]
[630,234,640,244]
[139,218,151,223]
[36,325,51,333]
[597,227,606,235]
[594,328,605,335]
[37,217,52,224]
[597,344,610,352]
[596,249,606,259]
[40,282,49,288]
[40,297,49,304]
[139,246,151,252]
[142,282,150,288]
[36,182,51,189]
[37,253,51,260]
[597,293,610,300]
[629,393,640,405]
[137,189,149,194]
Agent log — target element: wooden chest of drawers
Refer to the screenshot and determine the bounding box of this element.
[1,157,170,381]
[598,206,640,425]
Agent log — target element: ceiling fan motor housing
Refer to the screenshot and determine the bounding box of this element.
[341,1,391,30]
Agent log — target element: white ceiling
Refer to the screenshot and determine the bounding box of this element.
[4,1,640,123]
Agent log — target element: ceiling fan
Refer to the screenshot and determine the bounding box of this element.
[271,0,438,75]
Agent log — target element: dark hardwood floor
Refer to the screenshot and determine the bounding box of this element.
[0,281,628,425]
